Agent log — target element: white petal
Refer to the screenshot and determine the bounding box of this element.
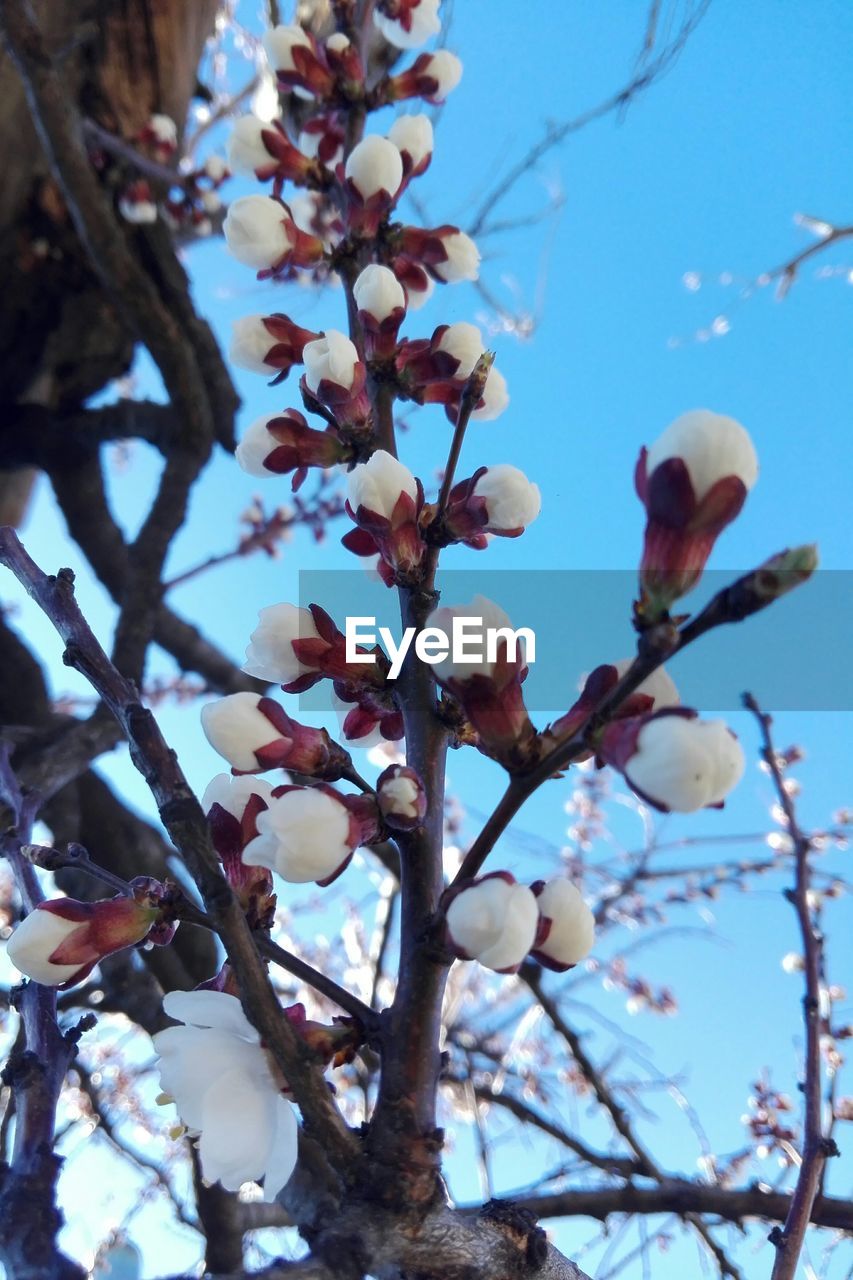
[198,1068,278,1190]
[263,1096,299,1200]
[162,990,257,1040]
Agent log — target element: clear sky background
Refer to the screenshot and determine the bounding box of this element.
[2,1,852,1275]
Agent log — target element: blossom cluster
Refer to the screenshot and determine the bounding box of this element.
[2,0,798,1215]
[93,112,230,234]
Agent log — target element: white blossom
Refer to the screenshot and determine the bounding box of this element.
[303,330,360,393]
[534,879,595,968]
[345,136,403,199]
[347,450,417,517]
[375,0,441,48]
[625,715,745,812]
[353,264,406,321]
[645,410,759,500]
[227,116,275,175]
[446,877,539,972]
[472,464,541,531]
[243,603,323,684]
[229,317,276,375]
[153,990,298,1200]
[223,196,293,270]
[242,788,353,883]
[433,230,480,283]
[200,693,276,772]
[387,113,434,169]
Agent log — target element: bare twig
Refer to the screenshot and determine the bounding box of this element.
[467,1,712,238]
[743,694,838,1279]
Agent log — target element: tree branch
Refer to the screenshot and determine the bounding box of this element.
[0,528,357,1168]
[743,695,838,1278]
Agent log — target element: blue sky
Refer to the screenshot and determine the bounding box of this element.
[3,1,852,1275]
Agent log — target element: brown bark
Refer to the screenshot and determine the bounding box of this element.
[0,0,220,480]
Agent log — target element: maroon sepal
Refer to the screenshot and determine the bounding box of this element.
[273,40,336,98]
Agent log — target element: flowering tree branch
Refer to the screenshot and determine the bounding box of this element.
[0,528,357,1167]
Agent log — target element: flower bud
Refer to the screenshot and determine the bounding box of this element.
[229,314,320,378]
[636,410,759,616]
[354,264,407,320]
[263,24,335,98]
[236,408,350,486]
[426,595,537,766]
[374,0,441,49]
[393,259,435,309]
[439,464,540,547]
[227,116,316,189]
[202,774,276,927]
[302,330,370,425]
[385,49,463,104]
[203,772,274,839]
[343,450,425,583]
[118,180,158,224]
[387,113,434,177]
[242,784,379,885]
[201,691,348,776]
[298,114,345,168]
[547,660,679,748]
[398,225,479,283]
[397,320,481,383]
[334,688,404,747]
[284,1002,362,1067]
[344,136,404,235]
[322,32,364,87]
[243,602,388,691]
[7,895,160,989]
[376,764,427,829]
[148,114,177,149]
[204,155,228,183]
[599,708,745,813]
[353,264,407,358]
[472,464,540,531]
[445,873,539,973]
[223,195,324,275]
[530,879,595,972]
[397,323,508,421]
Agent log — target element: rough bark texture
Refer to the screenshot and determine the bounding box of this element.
[0,0,218,427]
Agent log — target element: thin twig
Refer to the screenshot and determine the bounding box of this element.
[743,694,838,1279]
